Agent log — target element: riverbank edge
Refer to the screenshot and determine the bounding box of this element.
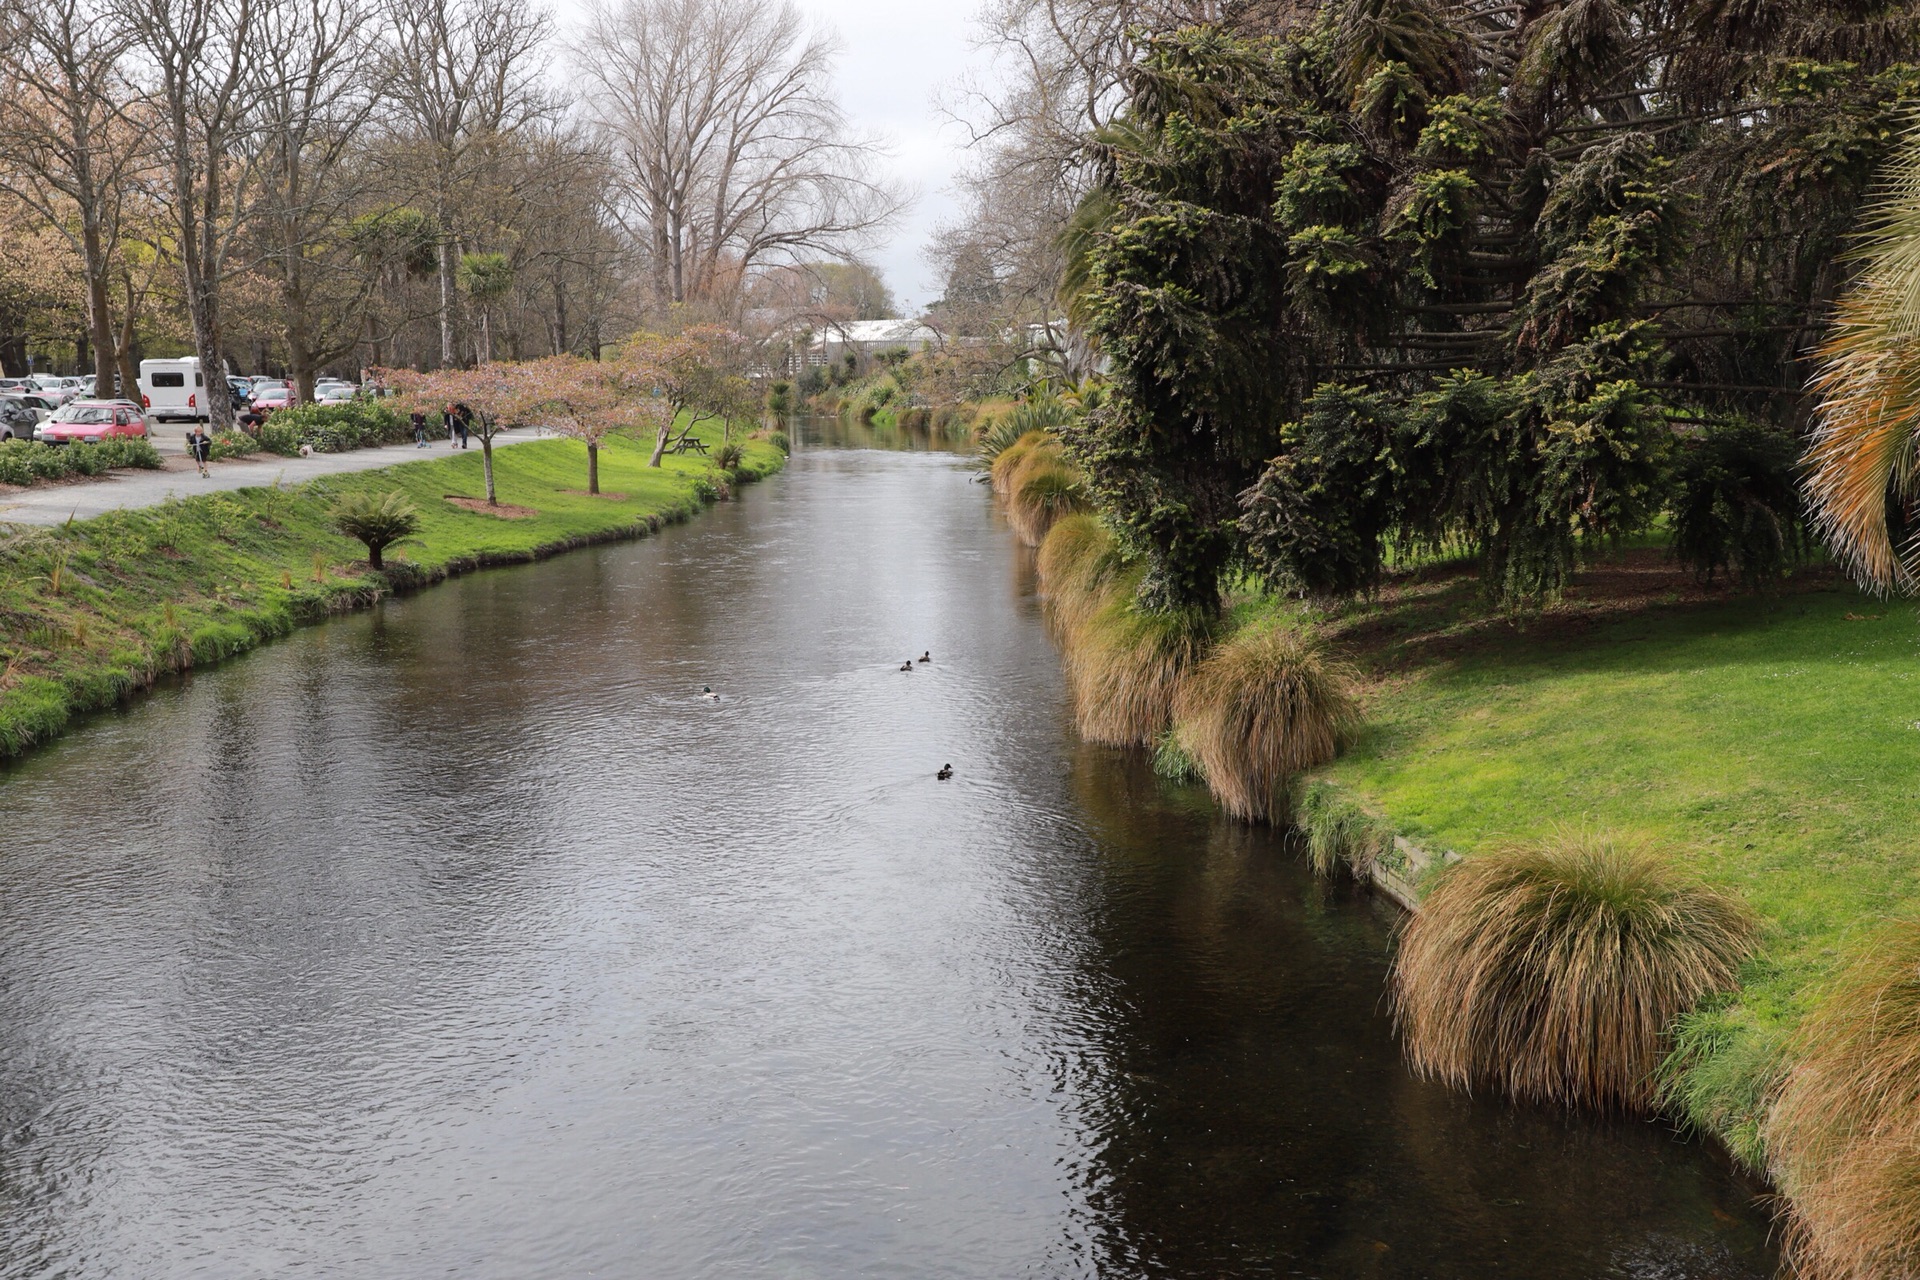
[1012,495,1787,1196]
[0,433,786,764]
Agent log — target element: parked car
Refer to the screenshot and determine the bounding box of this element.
[24,378,79,406]
[0,398,37,441]
[251,382,295,412]
[35,400,149,444]
[1,393,60,423]
[316,385,356,404]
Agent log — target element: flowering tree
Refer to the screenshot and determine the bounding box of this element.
[618,325,755,466]
[375,364,526,505]
[516,354,668,494]
[377,357,678,500]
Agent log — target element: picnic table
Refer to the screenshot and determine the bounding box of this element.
[667,432,709,455]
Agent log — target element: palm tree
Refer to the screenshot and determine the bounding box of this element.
[458,252,514,364]
[1806,128,1920,592]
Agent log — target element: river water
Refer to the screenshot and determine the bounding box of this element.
[0,425,1777,1277]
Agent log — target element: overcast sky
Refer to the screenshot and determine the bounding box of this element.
[552,0,991,317]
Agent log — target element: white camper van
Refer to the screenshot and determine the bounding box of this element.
[138,357,211,421]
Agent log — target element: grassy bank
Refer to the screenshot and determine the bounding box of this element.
[1300,555,1909,1163]
[0,427,783,759]
[1020,475,1919,1204]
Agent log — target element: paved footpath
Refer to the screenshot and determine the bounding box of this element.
[0,429,546,527]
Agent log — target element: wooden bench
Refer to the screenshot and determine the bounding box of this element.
[667,433,709,455]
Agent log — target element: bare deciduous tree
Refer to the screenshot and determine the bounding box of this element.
[252,0,384,402]
[0,0,144,390]
[382,0,554,367]
[573,0,904,318]
[117,0,268,428]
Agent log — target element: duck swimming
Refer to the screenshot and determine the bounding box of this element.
[899,661,913,672]
[936,764,953,780]
[918,651,930,663]
[701,686,720,701]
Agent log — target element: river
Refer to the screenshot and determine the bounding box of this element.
[0,423,1776,1277]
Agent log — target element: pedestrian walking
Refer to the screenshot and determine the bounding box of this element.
[444,403,458,447]
[186,424,212,478]
[411,410,428,448]
[453,402,473,449]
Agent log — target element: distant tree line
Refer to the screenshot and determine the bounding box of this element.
[0,0,898,425]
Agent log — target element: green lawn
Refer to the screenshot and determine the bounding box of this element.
[1296,556,1920,1156]
[0,427,783,759]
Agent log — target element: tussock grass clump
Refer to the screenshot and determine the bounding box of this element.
[1390,833,1758,1112]
[1768,920,1920,1279]
[1066,582,1216,746]
[1171,625,1356,823]
[1008,458,1089,547]
[990,430,1053,495]
[1036,513,1122,634]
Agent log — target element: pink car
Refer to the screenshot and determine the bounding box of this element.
[36,400,149,444]
[250,382,294,412]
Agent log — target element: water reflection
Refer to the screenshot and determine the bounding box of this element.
[0,439,1774,1277]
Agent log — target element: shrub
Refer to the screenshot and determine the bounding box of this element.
[330,490,420,569]
[260,402,409,456]
[1668,419,1807,589]
[766,379,795,416]
[1768,919,1920,1279]
[1390,833,1758,1112]
[766,430,789,455]
[1066,581,1216,746]
[0,437,162,487]
[208,430,259,461]
[1172,625,1358,823]
[712,441,744,471]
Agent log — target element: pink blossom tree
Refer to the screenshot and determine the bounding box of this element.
[375,365,526,506]
[617,326,754,466]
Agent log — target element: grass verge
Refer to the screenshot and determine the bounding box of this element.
[0,427,782,759]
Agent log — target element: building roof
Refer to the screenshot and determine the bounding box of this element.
[828,319,941,345]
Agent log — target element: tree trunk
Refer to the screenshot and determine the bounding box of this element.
[80,217,116,392]
[287,290,315,404]
[588,441,598,493]
[368,543,384,569]
[481,431,497,504]
[649,419,671,467]
[553,274,568,354]
[437,234,456,368]
[116,275,139,397]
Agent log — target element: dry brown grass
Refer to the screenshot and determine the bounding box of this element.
[1390,832,1758,1112]
[1172,625,1358,822]
[1036,514,1122,635]
[1768,920,1920,1279]
[1065,580,1216,746]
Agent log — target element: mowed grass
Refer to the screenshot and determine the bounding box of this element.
[0,426,783,758]
[1317,567,1920,1033]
